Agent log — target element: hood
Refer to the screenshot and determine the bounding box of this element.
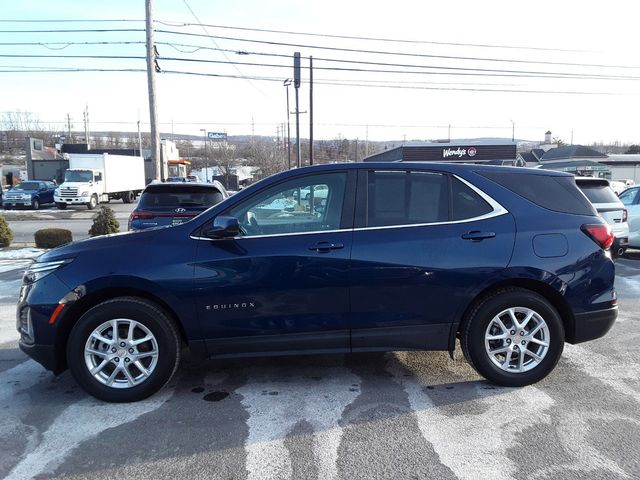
[38,227,169,263]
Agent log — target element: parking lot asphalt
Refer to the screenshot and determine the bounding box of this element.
[2,202,137,244]
[0,252,639,479]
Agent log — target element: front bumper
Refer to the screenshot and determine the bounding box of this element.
[3,199,33,207]
[571,306,618,344]
[54,196,90,205]
[19,341,62,374]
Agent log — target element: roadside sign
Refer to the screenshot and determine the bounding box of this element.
[208,132,227,141]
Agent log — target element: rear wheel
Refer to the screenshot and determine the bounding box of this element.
[460,288,564,387]
[67,297,180,402]
[122,191,134,203]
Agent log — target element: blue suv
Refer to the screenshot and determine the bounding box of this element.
[17,163,617,402]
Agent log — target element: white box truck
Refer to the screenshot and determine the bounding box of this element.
[54,153,146,210]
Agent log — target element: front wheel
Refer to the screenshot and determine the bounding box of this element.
[67,297,181,402]
[87,195,98,210]
[460,288,564,387]
[56,202,67,210]
[31,198,40,210]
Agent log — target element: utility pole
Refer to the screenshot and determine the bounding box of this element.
[137,120,142,156]
[294,52,301,168]
[145,0,161,180]
[309,56,314,166]
[83,104,90,149]
[284,78,292,169]
[66,113,72,142]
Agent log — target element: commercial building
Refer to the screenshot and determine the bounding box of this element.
[362,140,517,164]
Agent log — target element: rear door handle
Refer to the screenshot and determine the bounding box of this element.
[461,231,496,241]
[309,241,344,253]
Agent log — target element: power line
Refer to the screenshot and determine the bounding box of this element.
[0,65,622,95]
[152,20,586,54]
[0,41,145,50]
[0,28,144,33]
[4,53,640,82]
[155,29,639,71]
[0,19,142,23]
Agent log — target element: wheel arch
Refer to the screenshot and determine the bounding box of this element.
[450,277,576,350]
[54,287,190,372]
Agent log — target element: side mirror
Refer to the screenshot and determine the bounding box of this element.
[204,216,240,239]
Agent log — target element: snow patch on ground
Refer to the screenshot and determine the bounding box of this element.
[0,248,44,261]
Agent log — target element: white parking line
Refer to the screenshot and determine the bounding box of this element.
[237,366,361,480]
[6,389,173,480]
[388,354,554,480]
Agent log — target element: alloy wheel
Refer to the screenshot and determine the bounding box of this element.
[84,318,159,389]
[484,307,550,373]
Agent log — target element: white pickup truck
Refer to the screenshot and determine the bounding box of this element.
[54,153,146,210]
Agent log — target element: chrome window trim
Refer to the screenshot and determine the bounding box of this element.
[189,173,509,241]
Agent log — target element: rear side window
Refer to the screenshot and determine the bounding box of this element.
[577,183,620,204]
[366,171,448,227]
[451,177,493,221]
[479,171,596,216]
[140,186,224,208]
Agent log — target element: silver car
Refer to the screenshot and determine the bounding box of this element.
[575,177,629,256]
[619,186,640,249]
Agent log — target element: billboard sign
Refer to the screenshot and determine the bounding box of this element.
[208,132,227,141]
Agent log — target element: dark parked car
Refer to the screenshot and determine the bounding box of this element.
[2,181,56,210]
[128,181,227,230]
[18,163,617,402]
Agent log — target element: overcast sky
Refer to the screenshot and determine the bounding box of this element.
[1,0,639,145]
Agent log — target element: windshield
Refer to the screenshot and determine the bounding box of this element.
[64,170,93,183]
[12,182,39,190]
[579,183,620,204]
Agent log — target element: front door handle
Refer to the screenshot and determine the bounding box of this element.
[309,241,344,253]
[461,231,496,241]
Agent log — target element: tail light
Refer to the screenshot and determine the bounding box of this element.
[622,209,628,222]
[128,211,155,230]
[129,211,155,222]
[581,224,614,250]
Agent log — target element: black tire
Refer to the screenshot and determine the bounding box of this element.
[460,287,564,387]
[87,195,98,210]
[56,202,67,210]
[122,191,134,204]
[67,297,181,402]
[31,198,40,210]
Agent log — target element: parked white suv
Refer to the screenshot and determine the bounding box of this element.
[575,177,629,256]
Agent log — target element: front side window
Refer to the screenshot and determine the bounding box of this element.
[619,188,638,206]
[225,172,347,237]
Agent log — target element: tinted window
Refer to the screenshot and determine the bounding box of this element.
[451,177,493,220]
[226,172,347,236]
[577,183,621,204]
[140,186,224,208]
[619,188,639,206]
[366,171,448,227]
[479,171,596,216]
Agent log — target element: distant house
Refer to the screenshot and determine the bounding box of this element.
[520,145,611,177]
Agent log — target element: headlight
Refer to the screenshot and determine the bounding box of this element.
[22,194,32,199]
[54,188,60,195]
[23,259,74,284]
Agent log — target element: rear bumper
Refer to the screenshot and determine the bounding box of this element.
[571,306,618,344]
